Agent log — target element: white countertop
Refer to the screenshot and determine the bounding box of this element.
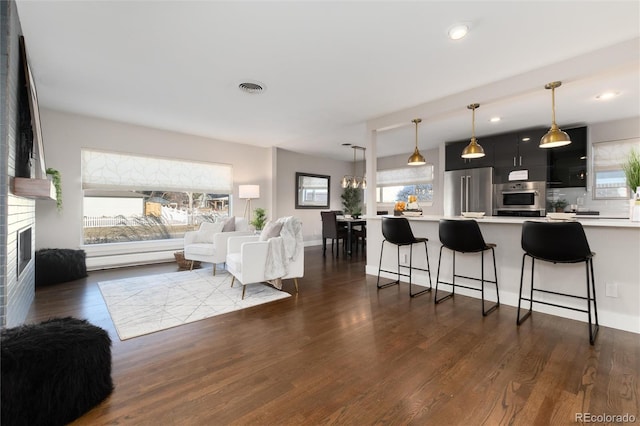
[366,214,640,228]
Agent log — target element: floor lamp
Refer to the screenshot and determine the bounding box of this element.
[238,185,260,222]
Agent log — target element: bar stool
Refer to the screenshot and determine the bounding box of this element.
[517,220,599,345]
[376,217,432,297]
[434,219,499,316]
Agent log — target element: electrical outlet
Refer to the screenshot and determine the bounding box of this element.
[605,283,618,298]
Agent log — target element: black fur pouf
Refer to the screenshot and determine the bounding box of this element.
[35,248,88,287]
[1,317,114,426]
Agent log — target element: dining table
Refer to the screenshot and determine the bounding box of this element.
[336,217,367,255]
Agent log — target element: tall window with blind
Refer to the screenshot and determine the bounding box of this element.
[592,139,640,199]
[81,149,233,244]
[376,164,434,206]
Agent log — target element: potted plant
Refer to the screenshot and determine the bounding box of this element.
[552,199,567,212]
[46,167,62,211]
[251,208,267,231]
[623,148,640,197]
[341,186,362,217]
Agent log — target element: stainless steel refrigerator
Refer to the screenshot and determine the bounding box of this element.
[444,167,494,216]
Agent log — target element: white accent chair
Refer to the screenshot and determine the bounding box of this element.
[183,217,253,275]
[226,219,304,299]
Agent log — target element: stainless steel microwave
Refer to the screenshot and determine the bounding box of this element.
[494,181,546,216]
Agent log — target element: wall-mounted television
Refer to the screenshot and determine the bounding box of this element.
[16,35,46,180]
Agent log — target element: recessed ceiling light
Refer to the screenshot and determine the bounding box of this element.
[489,117,501,123]
[521,137,531,142]
[595,91,620,100]
[448,24,469,40]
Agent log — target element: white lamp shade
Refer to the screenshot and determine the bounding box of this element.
[238,184,260,199]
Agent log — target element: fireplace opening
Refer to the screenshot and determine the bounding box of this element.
[17,227,32,277]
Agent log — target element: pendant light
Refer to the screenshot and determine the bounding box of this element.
[408,118,426,166]
[342,146,366,189]
[540,81,571,148]
[461,103,485,158]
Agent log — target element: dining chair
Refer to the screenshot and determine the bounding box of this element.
[321,211,348,257]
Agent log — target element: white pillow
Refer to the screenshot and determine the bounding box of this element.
[196,222,224,243]
[235,217,250,232]
[259,221,283,242]
[221,216,236,232]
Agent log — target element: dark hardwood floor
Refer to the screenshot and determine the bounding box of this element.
[26,246,639,425]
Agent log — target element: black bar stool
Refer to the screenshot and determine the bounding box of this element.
[434,219,499,316]
[376,217,432,297]
[517,220,599,345]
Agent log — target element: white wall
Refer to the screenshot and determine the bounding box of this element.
[274,148,351,244]
[36,109,273,250]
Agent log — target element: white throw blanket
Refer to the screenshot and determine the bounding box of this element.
[264,217,303,288]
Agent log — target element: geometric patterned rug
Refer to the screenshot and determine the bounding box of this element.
[98,268,290,340]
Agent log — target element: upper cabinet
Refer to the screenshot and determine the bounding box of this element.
[444,126,587,186]
[547,126,587,188]
[444,138,494,171]
[493,127,548,183]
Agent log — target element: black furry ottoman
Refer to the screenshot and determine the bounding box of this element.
[35,249,88,287]
[1,317,113,426]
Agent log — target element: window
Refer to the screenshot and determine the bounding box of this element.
[81,150,233,244]
[592,138,640,199]
[376,164,434,204]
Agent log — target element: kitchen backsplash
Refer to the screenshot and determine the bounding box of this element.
[547,187,631,218]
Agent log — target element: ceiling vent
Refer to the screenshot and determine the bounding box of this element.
[238,81,265,94]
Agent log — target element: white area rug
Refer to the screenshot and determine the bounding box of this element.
[98,268,290,340]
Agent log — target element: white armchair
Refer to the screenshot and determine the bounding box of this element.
[226,217,304,299]
[183,217,253,275]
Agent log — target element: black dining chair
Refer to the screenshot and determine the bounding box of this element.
[377,217,432,297]
[434,219,500,316]
[517,220,599,345]
[321,211,347,257]
[353,224,366,251]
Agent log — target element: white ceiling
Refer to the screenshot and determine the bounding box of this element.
[15,1,640,162]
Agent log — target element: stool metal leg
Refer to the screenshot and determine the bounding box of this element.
[377,240,399,289]
[481,248,499,316]
[435,246,454,304]
[409,241,431,298]
[517,253,534,325]
[586,258,599,345]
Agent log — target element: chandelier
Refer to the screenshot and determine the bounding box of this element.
[341,146,367,189]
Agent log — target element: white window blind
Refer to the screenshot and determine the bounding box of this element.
[376,164,434,186]
[82,150,233,193]
[592,138,640,198]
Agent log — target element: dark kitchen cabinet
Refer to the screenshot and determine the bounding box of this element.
[444,125,588,185]
[493,127,548,183]
[444,138,494,171]
[547,126,587,188]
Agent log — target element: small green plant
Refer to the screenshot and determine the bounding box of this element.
[251,208,267,230]
[551,199,567,212]
[341,186,362,216]
[46,167,62,211]
[622,148,640,195]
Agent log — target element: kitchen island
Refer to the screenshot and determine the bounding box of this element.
[365,215,640,333]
